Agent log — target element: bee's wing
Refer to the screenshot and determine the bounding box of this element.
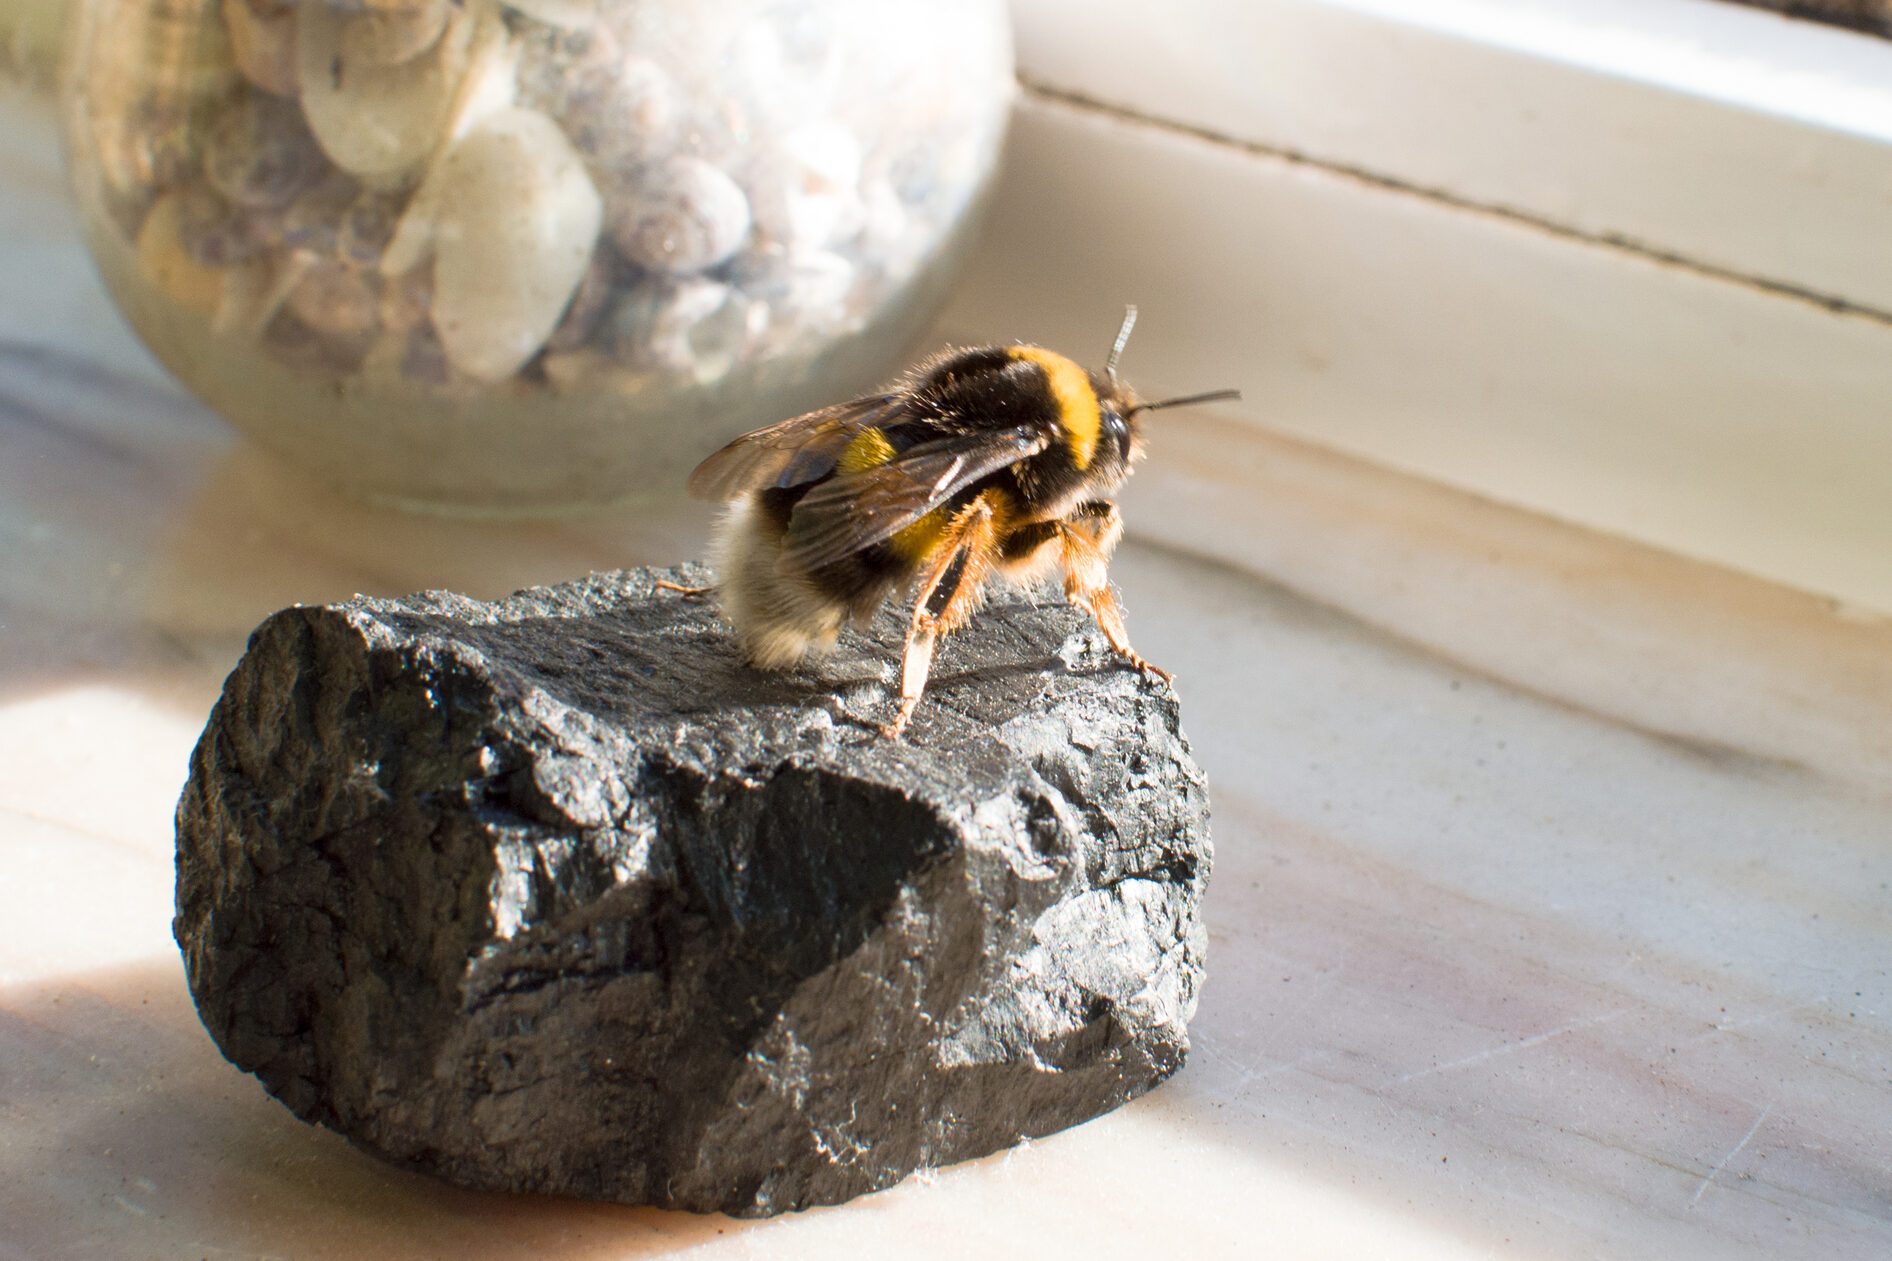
[781,424,1051,570]
[686,394,906,501]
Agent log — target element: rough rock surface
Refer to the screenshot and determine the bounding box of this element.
[175,564,1212,1216]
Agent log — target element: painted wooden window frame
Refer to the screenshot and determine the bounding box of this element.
[1011,0,1892,317]
[955,0,1892,613]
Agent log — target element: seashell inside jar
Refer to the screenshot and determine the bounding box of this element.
[61,0,1014,512]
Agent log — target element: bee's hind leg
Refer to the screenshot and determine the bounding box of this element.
[880,498,998,739]
[1057,501,1172,684]
[881,627,938,741]
[653,579,713,597]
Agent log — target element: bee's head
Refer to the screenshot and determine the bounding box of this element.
[1094,305,1240,469]
[1090,374,1142,471]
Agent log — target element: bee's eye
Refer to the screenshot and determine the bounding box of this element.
[1103,409,1129,457]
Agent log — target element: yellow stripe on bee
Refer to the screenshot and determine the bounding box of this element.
[891,489,1013,565]
[890,509,946,562]
[834,427,1019,563]
[1010,346,1101,470]
[836,427,943,560]
[837,427,897,473]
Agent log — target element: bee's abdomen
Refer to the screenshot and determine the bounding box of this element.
[711,495,905,670]
[711,498,844,669]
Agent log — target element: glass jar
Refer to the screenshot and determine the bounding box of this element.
[61,0,1013,512]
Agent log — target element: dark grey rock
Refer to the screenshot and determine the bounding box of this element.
[174,564,1211,1216]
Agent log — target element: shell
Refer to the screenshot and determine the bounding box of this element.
[90,94,199,202]
[339,1,452,69]
[174,180,269,267]
[608,156,751,276]
[726,245,856,354]
[264,304,373,374]
[746,124,867,251]
[82,0,236,195]
[223,0,299,97]
[438,7,527,147]
[136,190,228,316]
[604,275,752,384]
[336,187,404,267]
[296,0,473,178]
[285,258,383,340]
[356,265,446,384]
[544,246,617,354]
[273,170,361,256]
[378,266,435,336]
[431,107,605,383]
[538,44,679,171]
[373,7,523,274]
[211,247,316,336]
[203,91,327,210]
[504,0,600,30]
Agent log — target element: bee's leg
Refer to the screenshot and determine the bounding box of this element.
[1076,584,1172,683]
[882,627,937,740]
[653,579,713,597]
[880,498,997,739]
[1057,501,1172,684]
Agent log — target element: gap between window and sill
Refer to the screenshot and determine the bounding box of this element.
[1020,77,1892,331]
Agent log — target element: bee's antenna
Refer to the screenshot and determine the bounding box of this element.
[1105,305,1138,384]
[1126,388,1242,417]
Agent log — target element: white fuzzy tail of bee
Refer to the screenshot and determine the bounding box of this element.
[709,499,850,670]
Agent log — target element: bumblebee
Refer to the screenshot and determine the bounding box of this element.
[685,307,1239,738]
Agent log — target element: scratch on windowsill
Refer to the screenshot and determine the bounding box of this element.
[1691,1101,1775,1206]
[1389,1008,1631,1086]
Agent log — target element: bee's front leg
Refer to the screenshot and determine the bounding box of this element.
[1057,501,1172,684]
